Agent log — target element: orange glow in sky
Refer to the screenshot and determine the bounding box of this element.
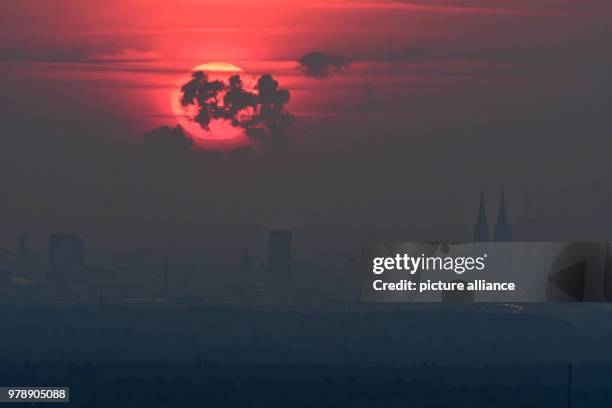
[170,62,254,149]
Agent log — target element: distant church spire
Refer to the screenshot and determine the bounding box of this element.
[494,192,513,242]
[473,192,490,242]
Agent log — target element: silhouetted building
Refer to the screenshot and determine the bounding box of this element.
[473,192,490,242]
[268,230,292,296]
[48,233,84,284]
[494,192,512,242]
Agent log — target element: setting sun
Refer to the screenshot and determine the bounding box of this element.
[171,62,249,146]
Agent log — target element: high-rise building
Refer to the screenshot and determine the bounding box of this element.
[268,230,292,294]
[48,233,84,284]
[473,192,490,242]
[494,192,512,242]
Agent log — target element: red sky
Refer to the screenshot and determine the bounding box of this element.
[1,0,612,242]
[2,0,610,133]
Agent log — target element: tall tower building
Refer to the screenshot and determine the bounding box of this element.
[268,230,292,295]
[494,192,513,242]
[473,192,490,242]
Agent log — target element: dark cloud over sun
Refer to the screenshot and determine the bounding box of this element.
[179,71,293,140]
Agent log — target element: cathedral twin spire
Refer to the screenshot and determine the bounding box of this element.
[473,192,512,242]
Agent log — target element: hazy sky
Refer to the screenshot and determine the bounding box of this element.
[1,0,612,249]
